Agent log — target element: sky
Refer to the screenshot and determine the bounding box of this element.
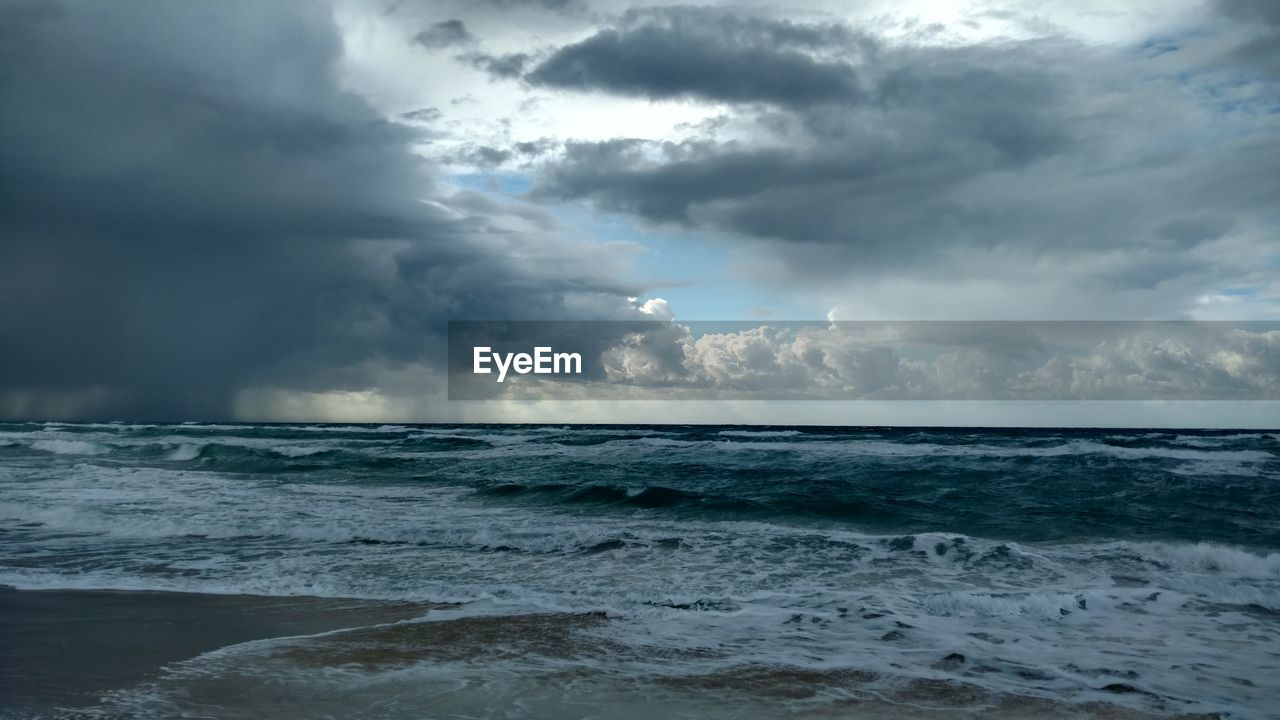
[0,0,1277,425]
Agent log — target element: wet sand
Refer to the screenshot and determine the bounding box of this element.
[0,587,432,717]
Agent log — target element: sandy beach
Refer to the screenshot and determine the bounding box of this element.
[0,587,432,718]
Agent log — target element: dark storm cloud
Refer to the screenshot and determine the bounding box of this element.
[459,50,532,79]
[512,138,558,157]
[528,16,1076,258]
[448,138,559,167]
[527,8,868,106]
[401,106,442,122]
[457,145,514,166]
[413,19,474,49]
[0,0,639,420]
[527,7,1280,285]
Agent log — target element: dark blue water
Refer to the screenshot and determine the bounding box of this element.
[6,422,1275,544]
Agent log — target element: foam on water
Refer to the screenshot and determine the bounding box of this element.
[718,429,804,438]
[1118,540,1280,579]
[29,439,105,455]
[166,443,203,461]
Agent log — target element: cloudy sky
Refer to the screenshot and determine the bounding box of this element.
[1,0,1277,424]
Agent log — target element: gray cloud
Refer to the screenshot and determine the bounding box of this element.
[526,7,1280,291]
[1218,0,1280,25]
[469,321,1280,401]
[668,323,1280,400]
[0,0,642,420]
[448,138,559,167]
[400,106,442,122]
[459,50,533,79]
[1216,0,1280,79]
[527,8,869,106]
[474,0,582,10]
[413,18,474,49]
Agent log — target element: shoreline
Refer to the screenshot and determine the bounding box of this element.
[0,586,1234,720]
[0,586,436,717]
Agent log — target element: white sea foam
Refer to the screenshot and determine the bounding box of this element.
[718,430,804,438]
[921,590,1092,620]
[1119,540,1280,578]
[167,443,204,461]
[584,436,1274,463]
[270,445,336,457]
[30,439,104,455]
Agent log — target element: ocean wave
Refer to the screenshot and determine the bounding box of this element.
[143,440,452,470]
[1117,541,1280,579]
[573,436,1275,463]
[7,425,1276,469]
[172,442,340,469]
[399,434,494,449]
[1,497,658,557]
[921,590,1092,620]
[718,430,804,438]
[480,482,761,513]
[167,443,204,461]
[269,444,340,458]
[30,439,105,455]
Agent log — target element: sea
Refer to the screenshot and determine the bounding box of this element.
[1,422,1278,719]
